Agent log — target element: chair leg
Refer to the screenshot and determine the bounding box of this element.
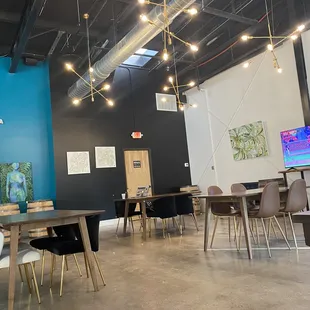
[210,216,219,248]
[24,264,32,294]
[162,219,166,239]
[115,218,120,235]
[73,254,82,277]
[154,218,157,230]
[191,213,199,231]
[30,262,41,304]
[182,215,186,230]
[249,220,257,244]
[288,213,298,253]
[273,216,291,250]
[60,255,66,297]
[172,218,182,235]
[93,252,106,286]
[84,253,89,278]
[261,218,271,258]
[233,217,239,251]
[271,219,278,239]
[50,254,56,288]
[255,219,260,245]
[148,218,152,238]
[40,250,45,286]
[18,265,24,283]
[283,213,288,238]
[65,256,69,271]
[228,217,231,242]
[238,218,242,250]
[130,218,135,233]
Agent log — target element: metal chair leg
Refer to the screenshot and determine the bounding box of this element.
[30,262,41,304]
[271,219,278,239]
[255,219,260,245]
[273,216,291,250]
[148,218,152,238]
[162,219,166,238]
[93,252,106,286]
[40,250,45,286]
[238,218,242,251]
[261,218,271,258]
[172,217,182,235]
[84,252,89,278]
[182,215,186,230]
[24,264,32,294]
[60,255,66,297]
[288,212,298,253]
[228,217,231,242]
[73,254,83,277]
[130,218,135,232]
[65,256,69,271]
[18,265,24,283]
[154,218,157,230]
[249,220,257,244]
[191,213,199,231]
[233,217,239,251]
[115,218,120,235]
[283,213,288,238]
[210,216,219,248]
[50,254,56,288]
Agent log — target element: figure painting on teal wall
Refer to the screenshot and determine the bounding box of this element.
[0,162,33,203]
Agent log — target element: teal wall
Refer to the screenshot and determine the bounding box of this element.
[0,58,55,204]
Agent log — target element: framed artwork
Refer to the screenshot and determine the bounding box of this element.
[67,151,91,175]
[95,147,116,168]
[0,162,34,203]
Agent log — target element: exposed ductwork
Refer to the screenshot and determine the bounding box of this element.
[68,0,195,98]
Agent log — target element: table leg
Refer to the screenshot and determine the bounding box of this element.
[123,201,129,236]
[47,227,53,237]
[8,225,19,310]
[78,217,99,292]
[204,199,211,252]
[141,201,147,241]
[240,197,253,259]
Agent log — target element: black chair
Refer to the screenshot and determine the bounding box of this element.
[175,194,199,232]
[114,201,142,234]
[146,196,181,238]
[29,225,79,286]
[46,215,106,296]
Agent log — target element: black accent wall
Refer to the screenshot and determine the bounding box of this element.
[50,62,191,219]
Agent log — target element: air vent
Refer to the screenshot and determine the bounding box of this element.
[156,93,177,112]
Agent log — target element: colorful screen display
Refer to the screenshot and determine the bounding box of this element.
[280,126,310,168]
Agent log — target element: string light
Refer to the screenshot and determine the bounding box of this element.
[186,8,198,16]
[189,44,199,52]
[65,63,73,71]
[140,14,148,22]
[89,67,94,73]
[162,49,169,61]
[241,35,250,41]
[107,100,114,106]
[168,76,174,83]
[72,98,81,105]
[267,44,274,51]
[102,83,111,91]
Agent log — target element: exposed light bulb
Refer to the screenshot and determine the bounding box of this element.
[187,8,198,16]
[163,86,169,91]
[138,0,146,3]
[65,63,73,71]
[291,34,298,41]
[107,100,114,106]
[140,14,148,22]
[179,105,184,111]
[243,62,250,68]
[162,49,169,61]
[188,81,195,87]
[192,103,198,108]
[72,98,80,105]
[277,67,283,74]
[92,78,96,82]
[297,24,305,32]
[102,83,111,91]
[241,35,249,41]
[190,44,198,52]
[267,44,274,51]
[89,67,94,73]
[168,76,173,83]
[161,97,167,102]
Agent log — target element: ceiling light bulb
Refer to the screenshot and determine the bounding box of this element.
[190,44,198,52]
[163,86,169,91]
[140,14,148,22]
[168,76,173,83]
[192,103,198,108]
[138,0,145,3]
[277,67,283,74]
[72,98,80,105]
[92,78,96,82]
[267,44,274,51]
[179,105,184,111]
[107,100,114,106]
[102,83,111,91]
[241,35,249,41]
[162,50,169,61]
[65,63,73,71]
[297,24,305,32]
[89,67,94,73]
[188,81,195,87]
[243,62,250,68]
[187,8,198,15]
[291,34,298,41]
[161,97,167,102]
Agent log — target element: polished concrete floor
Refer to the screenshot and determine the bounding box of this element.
[1,215,310,310]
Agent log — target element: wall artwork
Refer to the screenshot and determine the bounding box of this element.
[67,152,91,175]
[0,162,34,203]
[95,147,116,168]
[229,121,269,161]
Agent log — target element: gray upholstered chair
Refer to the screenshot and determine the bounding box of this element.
[281,179,307,252]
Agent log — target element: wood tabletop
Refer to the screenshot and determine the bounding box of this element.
[292,211,310,223]
[193,187,288,199]
[279,167,310,173]
[0,210,104,227]
[114,192,191,202]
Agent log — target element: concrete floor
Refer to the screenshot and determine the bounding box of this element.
[0,215,310,310]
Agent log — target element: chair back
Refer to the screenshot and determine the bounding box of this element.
[114,201,139,218]
[0,232,4,256]
[285,179,307,213]
[231,183,247,193]
[152,196,177,219]
[256,182,280,218]
[54,225,77,240]
[207,186,232,215]
[175,194,194,215]
[208,186,223,195]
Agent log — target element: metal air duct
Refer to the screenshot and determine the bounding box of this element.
[68,0,195,98]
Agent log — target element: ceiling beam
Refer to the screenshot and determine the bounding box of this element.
[10,0,46,73]
[202,6,258,25]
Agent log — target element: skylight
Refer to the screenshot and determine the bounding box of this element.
[123,48,158,67]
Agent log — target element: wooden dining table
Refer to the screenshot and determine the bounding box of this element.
[0,209,104,310]
[193,187,288,259]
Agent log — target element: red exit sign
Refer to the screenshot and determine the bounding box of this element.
[131,132,143,139]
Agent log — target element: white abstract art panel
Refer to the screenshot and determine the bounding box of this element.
[95,147,116,168]
[67,152,91,175]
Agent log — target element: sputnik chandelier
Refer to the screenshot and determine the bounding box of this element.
[240,0,305,73]
[65,14,114,106]
[138,0,199,61]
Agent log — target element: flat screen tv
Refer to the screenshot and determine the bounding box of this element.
[280,126,310,168]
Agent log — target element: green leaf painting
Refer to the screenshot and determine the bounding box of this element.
[0,162,34,203]
[229,121,269,161]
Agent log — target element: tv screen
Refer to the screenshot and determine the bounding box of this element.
[280,126,310,168]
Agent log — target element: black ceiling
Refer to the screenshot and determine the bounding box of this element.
[1,0,310,84]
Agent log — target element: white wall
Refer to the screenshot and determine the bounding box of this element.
[185,41,305,192]
[302,30,310,96]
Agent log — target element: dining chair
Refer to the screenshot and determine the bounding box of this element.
[280,179,307,252]
[208,186,240,248]
[47,215,106,296]
[174,194,199,232]
[0,232,41,304]
[248,182,290,257]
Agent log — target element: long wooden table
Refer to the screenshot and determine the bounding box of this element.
[115,192,191,240]
[0,209,104,310]
[193,188,288,259]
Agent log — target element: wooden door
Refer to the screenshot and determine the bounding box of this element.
[124,150,152,197]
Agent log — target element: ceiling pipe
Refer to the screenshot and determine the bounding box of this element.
[68,0,195,98]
